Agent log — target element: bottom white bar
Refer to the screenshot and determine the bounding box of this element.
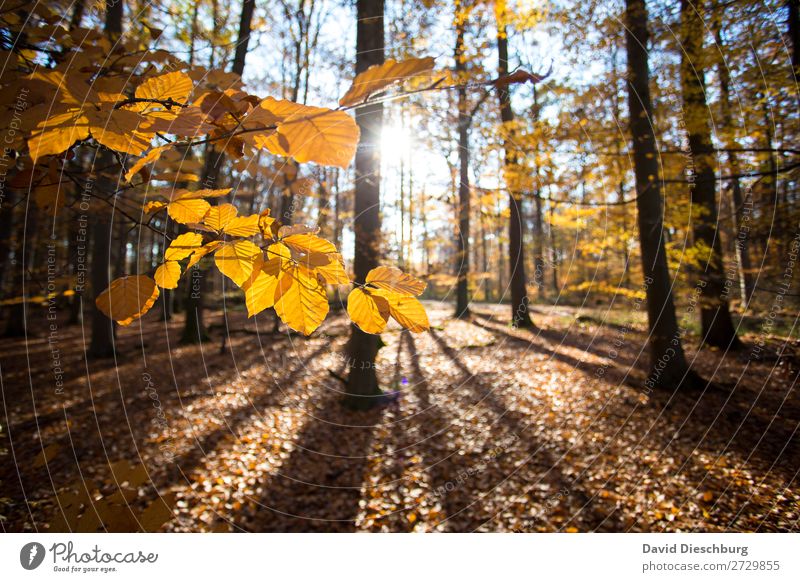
[1,533,797,581]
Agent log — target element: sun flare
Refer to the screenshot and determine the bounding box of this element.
[380,124,411,162]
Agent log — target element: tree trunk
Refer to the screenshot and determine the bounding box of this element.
[88,0,123,358]
[4,203,36,337]
[625,0,696,389]
[232,0,256,77]
[680,0,742,350]
[70,0,86,29]
[789,0,799,77]
[713,18,754,308]
[0,189,16,297]
[495,22,534,328]
[345,0,385,408]
[454,13,470,318]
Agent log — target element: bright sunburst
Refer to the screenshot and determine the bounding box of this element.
[380,124,411,163]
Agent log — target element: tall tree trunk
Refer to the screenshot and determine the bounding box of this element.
[345,0,385,408]
[232,0,256,76]
[4,202,36,337]
[789,0,799,77]
[70,0,86,29]
[625,0,695,389]
[0,189,17,297]
[680,0,742,350]
[454,11,470,318]
[495,20,534,328]
[713,18,754,308]
[88,0,123,358]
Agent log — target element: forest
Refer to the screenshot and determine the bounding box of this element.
[0,0,797,533]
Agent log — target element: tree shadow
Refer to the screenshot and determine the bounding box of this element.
[472,311,800,492]
[469,313,644,390]
[234,368,385,532]
[418,329,617,531]
[154,342,333,492]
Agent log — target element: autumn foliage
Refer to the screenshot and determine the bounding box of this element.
[1,6,436,335]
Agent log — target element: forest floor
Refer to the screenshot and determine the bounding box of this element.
[1,301,798,532]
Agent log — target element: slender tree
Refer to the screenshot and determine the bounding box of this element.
[712,11,754,308]
[454,3,471,318]
[88,0,124,358]
[495,6,534,328]
[680,0,743,350]
[345,0,385,408]
[625,0,695,388]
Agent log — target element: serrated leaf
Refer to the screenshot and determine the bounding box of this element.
[164,232,204,261]
[339,57,436,107]
[135,71,193,104]
[268,242,291,263]
[187,240,223,269]
[308,252,349,285]
[203,203,238,231]
[214,240,262,286]
[274,265,329,335]
[374,290,429,332]
[366,266,426,296]
[223,214,260,237]
[255,98,359,168]
[95,275,159,326]
[347,288,389,334]
[125,146,167,182]
[167,198,210,224]
[283,232,337,255]
[242,257,281,316]
[169,188,231,201]
[154,261,181,289]
[144,201,167,214]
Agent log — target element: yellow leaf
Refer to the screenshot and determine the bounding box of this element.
[223,214,261,237]
[187,240,223,269]
[311,253,349,285]
[170,188,231,201]
[203,203,238,231]
[256,98,359,168]
[145,106,214,136]
[214,240,262,286]
[27,107,90,161]
[95,275,159,326]
[88,107,154,156]
[143,201,167,214]
[164,232,204,261]
[154,261,181,289]
[167,198,210,224]
[283,232,337,255]
[125,145,167,182]
[242,257,281,316]
[268,242,291,263]
[339,57,436,107]
[258,209,276,238]
[135,71,193,104]
[277,224,317,238]
[366,266,426,296]
[374,290,429,332]
[274,265,329,335]
[347,288,389,334]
